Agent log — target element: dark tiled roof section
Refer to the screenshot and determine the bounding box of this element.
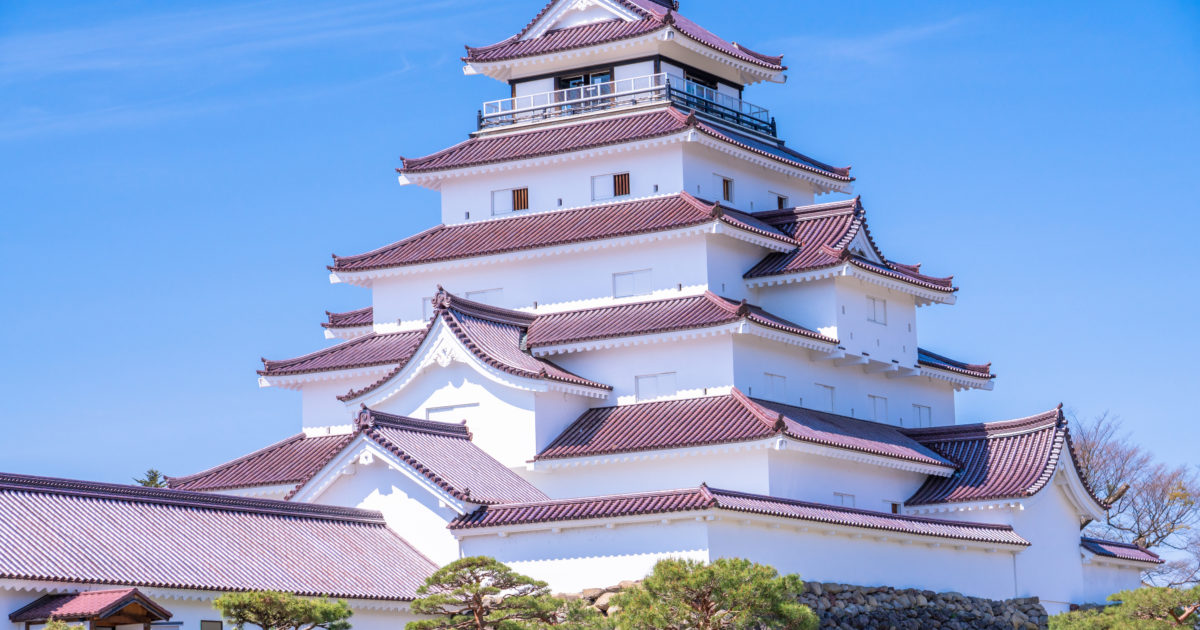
[903,408,1105,508]
[918,348,994,379]
[167,433,354,493]
[526,292,835,348]
[537,390,951,468]
[331,192,792,273]
[259,329,424,377]
[452,485,1029,546]
[398,108,849,180]
[1080,537,1163,564]
[358,409,549,505]
[0,473,436,600]
[466,0,783,71]
[323,307,373,329]
[751,398,952,467]
[745,197,956,292]
[9,589,172,623]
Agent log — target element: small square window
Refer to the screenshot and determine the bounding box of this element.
[635,372,676,401]
[613,269,652,298]
[512,187,529,211]
[772,193,788,209]
[613,172,630,197]
[813,384,835,412]
[764,373,787,400]
[887,501,902,514]
[720,177,734,202]
[868,395,888,422]
[833,492,855,508]
[912,404,932,428]
[867,296,887,325]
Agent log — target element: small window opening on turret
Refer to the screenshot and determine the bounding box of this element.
[774,194,789,209]
[512,187,529,211]
[867,296,887,325]
[592,172,630,201]
[718,176,734,202]
[887,501,902,514]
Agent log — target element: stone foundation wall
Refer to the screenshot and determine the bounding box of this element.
[562,581,1049,630]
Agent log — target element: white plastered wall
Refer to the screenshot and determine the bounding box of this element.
[731,335,955,428]
[300,374,381,428]
[680,141,818,212]
[306,447,465,565]
[833,276,920,368]
[524,448,770,499]
[766,448,929,510]
[370,233,713,327]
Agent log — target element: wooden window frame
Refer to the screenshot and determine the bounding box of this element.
[511,187,529,211]
[613,172,630,197]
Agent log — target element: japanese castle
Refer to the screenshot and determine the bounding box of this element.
[0,1,1161,627]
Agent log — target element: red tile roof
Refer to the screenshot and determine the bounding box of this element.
[398,108,849,180]
[918,348,994,380]
[0,473,436,600]
[526,292,836,348]
[1080,537,1163,564]
[744,197,957,293]
[465,0,784,71]
[331,192,794,274]
[259,329,424,377]
[355,409,548,504]
[169,410,546,505]
[537,390,951,468]
[451,485,1029,546]
[168,433,353,493]
[9,589,172,623]
[323,307,373,329]
[903,407,1105,508]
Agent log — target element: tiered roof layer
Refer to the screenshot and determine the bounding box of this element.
[0,473,435,600]
[451,485,1030,546]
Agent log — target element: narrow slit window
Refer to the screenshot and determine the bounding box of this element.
[613,172,630,197]
[512,187,529,211]
[721,177,734,202]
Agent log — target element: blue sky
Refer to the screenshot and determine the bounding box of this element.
[1,0,1197,483]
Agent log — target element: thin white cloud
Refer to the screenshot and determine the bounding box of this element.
[768,16,971,65]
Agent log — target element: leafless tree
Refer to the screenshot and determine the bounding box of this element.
[1072,411,1199,587]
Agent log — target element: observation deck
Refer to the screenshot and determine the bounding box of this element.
[479,73,775,136]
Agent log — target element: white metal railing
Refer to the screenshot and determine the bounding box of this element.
[478,72,772,134]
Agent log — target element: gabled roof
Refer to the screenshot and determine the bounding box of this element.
[1080,537,1163,565]
[537,390,951,469]
[331,192,794,274]
[259,329,424,377]
[903,407,1105,509]
[464,0,785,71]
[354,409,549,504]
[744,197,957,293]
[323,306,373,329]
[340,291,610,402]
[918,348,994,380]
[0,473,436,600]
[9,589,172,623]
[397,108,850,181]
[526,291,837,348]
[451,485,1029,546]
[169,410,547,506]
[168,432,354,493]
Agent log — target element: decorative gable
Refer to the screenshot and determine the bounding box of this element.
[524,0,640,39]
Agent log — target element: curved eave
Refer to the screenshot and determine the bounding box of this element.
[745,260,958,306]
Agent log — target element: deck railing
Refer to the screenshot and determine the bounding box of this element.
[478,73,774,135]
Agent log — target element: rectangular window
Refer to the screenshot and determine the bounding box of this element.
[912,404,932,428]
[612,269,652,298]
[426,403,480,423]
[512,187,529,211]
[764,373,787,400]
[591,174,615,200]
[833,492,855,508]
[867,296,887,325]
[813,384,835,412]
[491,188,527,215]
[775,194,789,209]
[717,176,734,202]
[201,622,223,630]
[466,288,503,305]
[886,501,902,514]
[613,172,630,197]
[868,395,888,422]
[635,372,677,402]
